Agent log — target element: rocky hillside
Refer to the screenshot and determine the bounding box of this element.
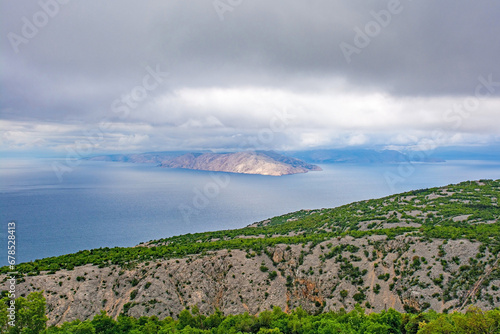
[2,180,499,326]
[87,150,321,176]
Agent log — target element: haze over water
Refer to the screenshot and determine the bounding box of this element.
[1,158,500,265]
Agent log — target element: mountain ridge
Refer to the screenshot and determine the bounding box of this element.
[286,149,445,164]
[2,179,499,325]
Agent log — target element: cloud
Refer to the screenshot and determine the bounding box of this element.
[142,86,500,133]
[2,85,498,153]
[1,0,499,153]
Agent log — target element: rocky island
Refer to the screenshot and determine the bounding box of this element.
[87,150,322,176]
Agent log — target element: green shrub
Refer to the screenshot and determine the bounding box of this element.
[353,292,366,302]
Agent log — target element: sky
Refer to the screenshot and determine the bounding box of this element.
[1,0,500,155]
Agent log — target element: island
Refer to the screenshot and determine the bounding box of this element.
[86,150,322,176]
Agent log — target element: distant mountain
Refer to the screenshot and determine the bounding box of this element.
[286,149,445,164]
[87,151,322,176]
[86,151,193,164]
[430,145,500,161]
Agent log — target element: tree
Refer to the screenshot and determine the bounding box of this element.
[72,321,96,334]
[91,311,117,334]
[177,309,195,330]
[117,314,136,333]
[257,328,282,334]
[11,291,48,334]
[203,308,224,329]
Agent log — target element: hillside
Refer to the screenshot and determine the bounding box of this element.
[87,151,322,176]
[2,180,499,326]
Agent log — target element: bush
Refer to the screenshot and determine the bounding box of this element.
[378,273,390,281]
[353,292,366,302]
[9,291,500,334]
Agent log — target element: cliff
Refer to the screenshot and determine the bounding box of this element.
[2,180,499,325]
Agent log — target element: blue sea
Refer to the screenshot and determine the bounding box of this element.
[1,158,500,265]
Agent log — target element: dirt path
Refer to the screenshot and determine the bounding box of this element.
[455,256,499,312]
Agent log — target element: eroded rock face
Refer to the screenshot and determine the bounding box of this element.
[6,234,498,326]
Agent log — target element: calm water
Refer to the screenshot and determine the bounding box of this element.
[1,158,500,265]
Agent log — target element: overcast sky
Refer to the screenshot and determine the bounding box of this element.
[1,0,499,154]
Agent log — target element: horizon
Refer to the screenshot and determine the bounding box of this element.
[2,144,499,161]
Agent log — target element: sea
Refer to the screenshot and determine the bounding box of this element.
[1,158,500,266]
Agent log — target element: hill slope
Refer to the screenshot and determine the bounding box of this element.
[2,180,499,325]
[87,150,322,176]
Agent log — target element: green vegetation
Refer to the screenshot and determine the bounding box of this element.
[2,180,498,277]
[268,271,278,281]
[0,292,47,334]
[2,292,500,334]
[129,290,138,300]
[378,273,390,281]
[1,180,500,332]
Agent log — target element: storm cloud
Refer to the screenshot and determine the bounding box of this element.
[1,0,499,153]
